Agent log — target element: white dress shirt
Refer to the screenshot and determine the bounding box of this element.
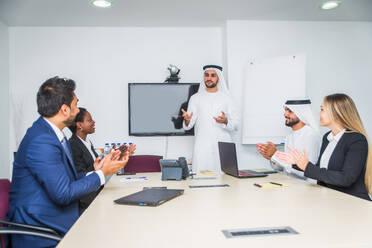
[320,130,345,169]
[43,118,105,185]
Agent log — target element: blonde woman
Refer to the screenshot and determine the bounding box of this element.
[276,93,371,201]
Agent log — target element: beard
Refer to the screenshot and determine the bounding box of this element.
[64,114,76,127]
[285,117,300,127]
[205,80,218,89]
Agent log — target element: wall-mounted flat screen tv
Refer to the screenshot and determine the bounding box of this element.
[128,83,199,136]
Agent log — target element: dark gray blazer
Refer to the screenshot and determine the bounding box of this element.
[69,134,102,212]
[304,131,370,201]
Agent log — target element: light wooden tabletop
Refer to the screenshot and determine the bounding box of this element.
[57,172,372,248]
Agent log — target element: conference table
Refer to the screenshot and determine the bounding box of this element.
[57,172,372,248]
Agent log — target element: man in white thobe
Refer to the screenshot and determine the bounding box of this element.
[182,65,238,173]
[256,99,321,181]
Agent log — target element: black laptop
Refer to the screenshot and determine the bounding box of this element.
[114,188,184,206]
[218,142,268,178]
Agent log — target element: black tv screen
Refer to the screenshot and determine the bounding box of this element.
[128,83,200,136]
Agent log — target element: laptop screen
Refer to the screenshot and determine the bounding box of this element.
[218,142,239,176]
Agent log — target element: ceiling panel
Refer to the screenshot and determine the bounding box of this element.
[0,0,371,26]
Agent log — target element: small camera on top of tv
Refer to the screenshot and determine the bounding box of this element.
[165,64,180,83]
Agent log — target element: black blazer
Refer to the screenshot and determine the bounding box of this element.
[69,134,98,173]
[304,131,370,201]
[69,134,102,212]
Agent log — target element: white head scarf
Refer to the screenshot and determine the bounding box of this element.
[198,65,229,94]
[284,99,319,131]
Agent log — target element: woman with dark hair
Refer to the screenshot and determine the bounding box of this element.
[68,107,101,213]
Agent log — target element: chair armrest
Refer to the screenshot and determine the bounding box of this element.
[0,227,62,241]
[0,220,59,236]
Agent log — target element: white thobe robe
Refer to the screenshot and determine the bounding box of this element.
[272,125,321,182]
[183,91,238,173]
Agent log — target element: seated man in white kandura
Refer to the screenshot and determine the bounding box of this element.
[256,99,321,181]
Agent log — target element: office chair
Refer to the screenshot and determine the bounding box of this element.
[0,179,61,248]
[123,155,163,173]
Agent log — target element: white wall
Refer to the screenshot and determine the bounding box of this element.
[226,21,372,169]
[9,27,223,172]
[8,21,372,174]
[0,21,9,179]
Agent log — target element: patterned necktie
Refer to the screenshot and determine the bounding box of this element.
[61,137,73,164]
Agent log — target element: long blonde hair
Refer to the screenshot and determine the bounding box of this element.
[324,93,372,195]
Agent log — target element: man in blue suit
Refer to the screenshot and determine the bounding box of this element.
[8,77,130,247]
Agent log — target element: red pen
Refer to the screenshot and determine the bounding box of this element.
[254,183,262,188]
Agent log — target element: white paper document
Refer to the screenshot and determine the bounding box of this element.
[120,176,148,182]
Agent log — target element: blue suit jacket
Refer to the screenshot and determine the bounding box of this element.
[8,117,101,247]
